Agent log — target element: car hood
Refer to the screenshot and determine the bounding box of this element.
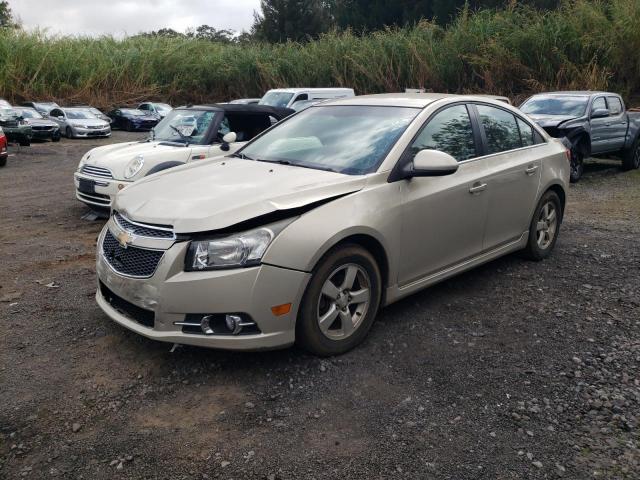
[83,141,193,177]
[526,114,578,128]
[127,114,159,122]
[115,159,367,233]
[24,118,58,127]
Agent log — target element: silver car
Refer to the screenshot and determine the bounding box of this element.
[138,102,172,118]
[96,94,570,355]
[49,107,111,138]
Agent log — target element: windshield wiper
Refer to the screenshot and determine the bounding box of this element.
[255,158,338,173]
[169,125,190,144]
[230,152,254,160]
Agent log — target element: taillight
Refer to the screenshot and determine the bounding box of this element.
[565,148,571,163]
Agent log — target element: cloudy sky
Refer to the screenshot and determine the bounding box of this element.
[12,0,261,36]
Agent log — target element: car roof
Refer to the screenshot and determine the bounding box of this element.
[265,88,354,93]
[530,91,613,97]
[320,93,501,108]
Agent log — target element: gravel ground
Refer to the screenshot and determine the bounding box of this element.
[1,133,639,479]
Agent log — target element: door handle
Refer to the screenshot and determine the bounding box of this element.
[525,165,539,175]
[469,182,487,194]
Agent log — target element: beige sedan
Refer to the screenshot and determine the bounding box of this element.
[96,94,570,356]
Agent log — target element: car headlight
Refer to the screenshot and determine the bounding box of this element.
[124,155,145,179]
[185,218,296,271]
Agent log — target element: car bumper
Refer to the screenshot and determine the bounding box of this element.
[32,129,59,139]
[71,127,111,137]
[73,172,131,209]
[95,223,311,350]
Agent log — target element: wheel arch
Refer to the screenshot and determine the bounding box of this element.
[544,183,566,219]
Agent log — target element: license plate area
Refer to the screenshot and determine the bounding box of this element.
[78,178,96,194]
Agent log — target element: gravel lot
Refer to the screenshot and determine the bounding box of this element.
[1,132,639,479]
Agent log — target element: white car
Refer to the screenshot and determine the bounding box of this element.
[259,88,355,109]
[74,104,293,212]
[138,102,173,118]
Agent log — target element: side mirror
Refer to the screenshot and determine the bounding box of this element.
[56,115,64,120]
[591,108,609,119]
[409,149,459,177]
[220,131,237,151]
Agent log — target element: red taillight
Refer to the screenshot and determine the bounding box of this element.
[565,148,571,163]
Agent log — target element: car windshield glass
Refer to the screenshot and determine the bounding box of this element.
[121,109,148,116]
[239,105,419,175]
[0,108,19,118]
[153,109,219,144]
[20,108,43,119]
[155,104,172,112]
[259,92,294,108]
[520,96,589,116]
[65,110,96,119]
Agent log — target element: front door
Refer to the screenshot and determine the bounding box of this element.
[590,96,610,154]
[398,104,489,286]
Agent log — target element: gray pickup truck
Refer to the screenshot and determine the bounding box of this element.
[520,91,640,182]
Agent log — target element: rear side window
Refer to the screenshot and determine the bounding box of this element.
[476,105,521,154]
[516,118,535,147]
[410,105,477,162]
[607,97,623,115]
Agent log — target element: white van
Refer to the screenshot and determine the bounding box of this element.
[259,88,355,109]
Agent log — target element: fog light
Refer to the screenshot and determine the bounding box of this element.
[225,314,243,335]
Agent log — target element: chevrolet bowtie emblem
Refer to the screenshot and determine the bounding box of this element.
[117,231,132,249]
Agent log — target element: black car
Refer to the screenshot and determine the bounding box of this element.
[21,101,60,116]
[18,107,61,142]
[107,108,160,131]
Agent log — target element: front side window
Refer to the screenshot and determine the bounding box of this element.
[592,97,607,113]
[410,105,477,161]
[476,105,522,154]
[607,97,623,115]
[240,105,419,175]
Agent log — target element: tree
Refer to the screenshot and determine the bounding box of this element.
[0,1,19,29]
[251,0,333,43]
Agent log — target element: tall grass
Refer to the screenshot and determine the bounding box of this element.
[0,0,638,108]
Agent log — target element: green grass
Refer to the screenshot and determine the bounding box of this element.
[0,0,639,108]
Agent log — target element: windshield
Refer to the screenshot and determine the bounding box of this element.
[521,96,589,117]
[153,109,218,144]
[239,105,419,175]
[65,109,96,119]
[0,108,19,118]
[259,92,294,108]
[121,109,148,116]
[154,103,172,113]
[20,108,43,119]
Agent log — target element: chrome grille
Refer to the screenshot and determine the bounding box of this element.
[114,212,174,239]
[81,164,113,179]
[102,230,164,278]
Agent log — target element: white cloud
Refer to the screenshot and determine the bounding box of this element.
[12,0,261,37]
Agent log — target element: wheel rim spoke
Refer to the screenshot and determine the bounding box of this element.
[318,304,339,333]
[339,309,354,335]
[321,280,340,300]
[349,288,370,304]
[341,265,358,290]
[536,221,546,232]
[546,208,556,223]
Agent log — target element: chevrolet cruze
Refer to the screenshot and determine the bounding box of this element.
[96,94,570,356]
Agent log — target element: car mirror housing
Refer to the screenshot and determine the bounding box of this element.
[591,108,609,119]
[220,131,237,151]
[410,149,459,177]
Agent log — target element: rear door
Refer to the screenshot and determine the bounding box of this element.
[606,96,628,151]
[398,103,489,285]
[472,104,542,250]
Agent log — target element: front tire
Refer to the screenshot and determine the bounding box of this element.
[51,132,61,142]
[569,149,584,183]
[523,190,562,261]
[296,245,382,356]
[622,137,640,171]
[66,126,74,139]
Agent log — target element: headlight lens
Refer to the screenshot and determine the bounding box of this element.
[124,155,145,179]
[186,219,296,271]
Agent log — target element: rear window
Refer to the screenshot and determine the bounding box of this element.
[607,97,623,115]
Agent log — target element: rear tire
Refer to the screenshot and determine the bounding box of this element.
[0,155,7,167]
[296,245,382,356]
[523,190,562,261]
[621,137,640,171]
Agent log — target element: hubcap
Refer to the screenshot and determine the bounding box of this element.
[317,264,371,340]
[536,201,558,250]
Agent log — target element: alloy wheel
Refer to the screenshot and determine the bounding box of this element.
[316,263,371,340]
[536,201,558,250]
